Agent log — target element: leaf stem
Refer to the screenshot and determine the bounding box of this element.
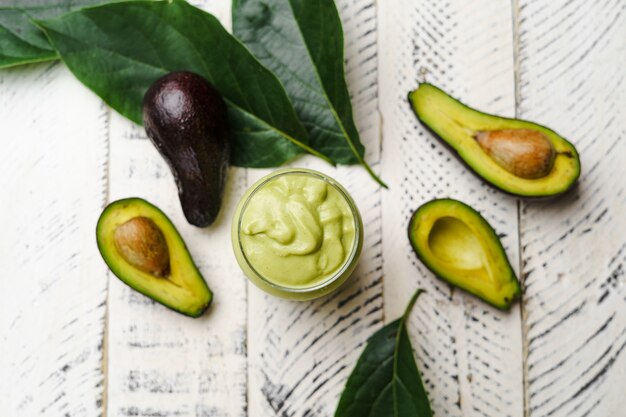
[400,289,424,329]
[297,141,337,166]
[363,161,388,188]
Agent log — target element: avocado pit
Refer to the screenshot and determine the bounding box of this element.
[474,128,555,179]
[114,216,170,277]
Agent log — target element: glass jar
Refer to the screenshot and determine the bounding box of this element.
[231,168,363,300]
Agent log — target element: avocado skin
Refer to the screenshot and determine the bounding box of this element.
[408,84,581,198]
[97,198,213,317]
[408,199,521,310]
[143,71,230,227]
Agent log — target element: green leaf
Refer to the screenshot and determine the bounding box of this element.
[335,289,432,417]
[36,0,334,167]
[0,1,117,68]
[233,0,386,186]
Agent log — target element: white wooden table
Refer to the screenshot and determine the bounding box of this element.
[1,1,625,416]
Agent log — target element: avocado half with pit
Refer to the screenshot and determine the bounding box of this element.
[408,199,521,310]
[408,83,580,197]
[97,198,212,317]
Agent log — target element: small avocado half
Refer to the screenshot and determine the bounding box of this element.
[408,199,521,310]
[97,198,212,317]
[408,84,581,197]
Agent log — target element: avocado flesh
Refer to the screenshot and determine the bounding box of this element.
[408,84,580,197]
[97,198,212,317]
[409,199,521,310]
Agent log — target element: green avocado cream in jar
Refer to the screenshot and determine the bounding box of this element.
[232,169,363,300]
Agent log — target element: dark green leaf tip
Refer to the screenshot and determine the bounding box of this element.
[334,287,431,417]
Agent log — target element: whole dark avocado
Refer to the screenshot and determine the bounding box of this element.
[143,71,230,227]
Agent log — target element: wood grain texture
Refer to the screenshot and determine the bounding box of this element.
[106,121,248,417]
[379,1,524,416]
[516,1,626,416]
[245,1,384,415]
[104,2,248,417]
[0,63,109,416]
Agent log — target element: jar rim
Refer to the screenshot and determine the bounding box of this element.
[235,168,362,294]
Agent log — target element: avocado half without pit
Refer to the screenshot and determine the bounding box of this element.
[408,199,521,310]
[97,198,212,317]
[408,84,581,197]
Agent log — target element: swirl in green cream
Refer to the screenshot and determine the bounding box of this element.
[239,173,356,288]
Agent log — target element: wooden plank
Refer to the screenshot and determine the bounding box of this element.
[0,63,109,416]
[379,1,524,416]
[516,1,626,416]
[104,2,249,416]
[245,0,384,415]
[106,121,249,417]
